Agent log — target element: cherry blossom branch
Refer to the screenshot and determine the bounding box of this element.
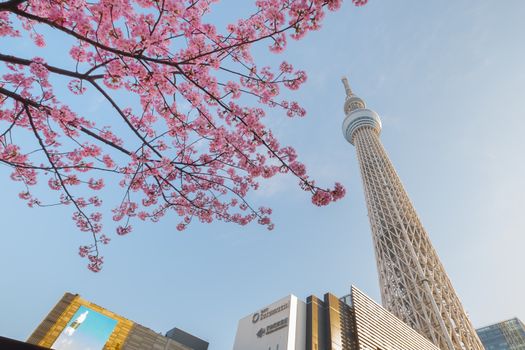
[0,0,353,271]
[0,86,131,156]
[0,0,26,11]
[24,105,101,258]
[0,53,104,80]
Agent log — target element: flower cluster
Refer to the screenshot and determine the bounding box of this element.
[0,0,364,271]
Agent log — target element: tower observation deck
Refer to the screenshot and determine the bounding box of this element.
[341,77,484,350]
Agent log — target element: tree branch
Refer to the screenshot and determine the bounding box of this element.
[0,53,103,80]
[0,0,26,11]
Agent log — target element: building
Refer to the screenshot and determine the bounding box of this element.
[341,77,483,349]
[166,327,209,350]
[27,292,208,350]
[232,295,306,350]
[232,286,441,350]
[476,318,525,350]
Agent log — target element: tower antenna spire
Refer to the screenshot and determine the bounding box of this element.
[341,76,353,97]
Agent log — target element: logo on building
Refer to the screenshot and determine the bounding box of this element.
[256,328,266,338]
[254,318,289,338]
[251,303,289,324]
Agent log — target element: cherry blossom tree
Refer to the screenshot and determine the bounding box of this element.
[0,0,366,271]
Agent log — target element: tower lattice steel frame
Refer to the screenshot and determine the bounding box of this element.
[341,77,484,350]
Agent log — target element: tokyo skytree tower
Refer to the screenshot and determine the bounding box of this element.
[341,77,484,350]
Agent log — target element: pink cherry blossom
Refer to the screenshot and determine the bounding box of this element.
[0,0,364,271]
[116,225,132,236]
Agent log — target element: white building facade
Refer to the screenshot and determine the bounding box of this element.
[232,295,306,350]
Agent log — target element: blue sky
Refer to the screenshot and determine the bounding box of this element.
[1,1,524,350]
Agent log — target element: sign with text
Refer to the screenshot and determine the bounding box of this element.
[233,295,305,350]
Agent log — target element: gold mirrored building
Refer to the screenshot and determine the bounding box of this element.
[27,292,207,350]
[306,286,441,350]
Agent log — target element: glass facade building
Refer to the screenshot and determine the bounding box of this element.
[476,318,525,350]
